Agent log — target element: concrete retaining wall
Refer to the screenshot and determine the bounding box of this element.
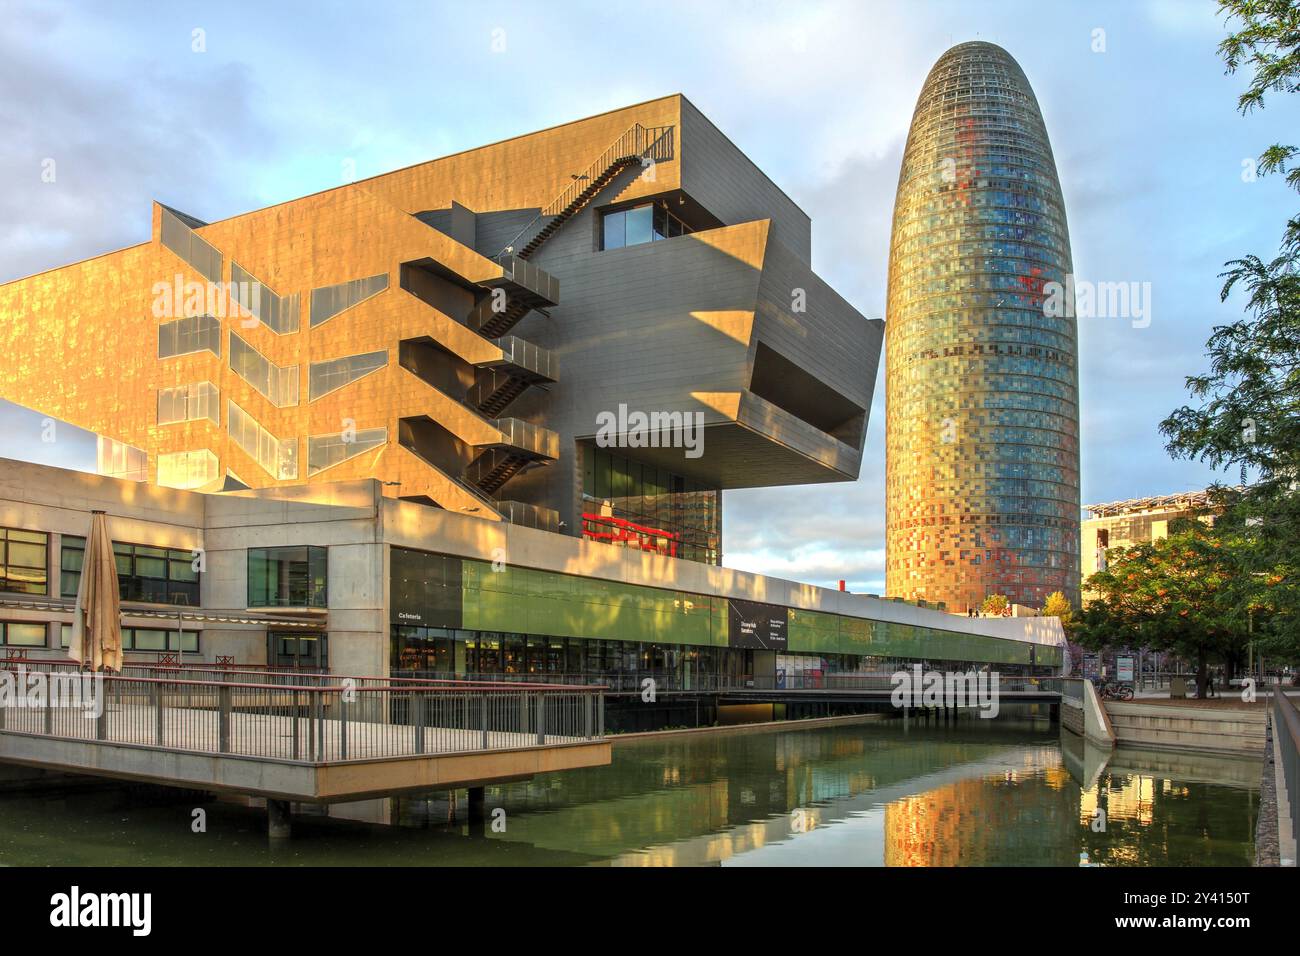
[1105,702,1267,755]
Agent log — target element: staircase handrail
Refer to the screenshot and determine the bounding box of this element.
[495,123,674,262]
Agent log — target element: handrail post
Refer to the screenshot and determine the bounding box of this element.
[218,685,231,753]
[339,694,348,760]
[311,692,321,761]
[536,693,545,746]
[598,690,605,737]
[153,680,164,746]
[480,692,489,750]
[291,690,300,761]
[96,679,108,741]
[584,690,593,739]
[414,691,425,754]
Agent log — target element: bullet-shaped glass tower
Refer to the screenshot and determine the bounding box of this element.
[885,41,1080,612]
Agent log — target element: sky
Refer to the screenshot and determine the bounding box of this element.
[1,0,1296,593]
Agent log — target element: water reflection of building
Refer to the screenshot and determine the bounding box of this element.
[883,750,1073,865]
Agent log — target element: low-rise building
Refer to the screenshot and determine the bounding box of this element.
[0,457,1065,686]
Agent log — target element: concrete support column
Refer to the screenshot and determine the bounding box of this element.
[467,786,486,823]
[268,799,292,840]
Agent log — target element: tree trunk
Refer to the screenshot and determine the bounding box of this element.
[1196,646,1209,699]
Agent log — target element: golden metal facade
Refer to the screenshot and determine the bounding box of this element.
[0,98,680,520]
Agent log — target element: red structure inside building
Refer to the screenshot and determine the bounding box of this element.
[581,513,680,558]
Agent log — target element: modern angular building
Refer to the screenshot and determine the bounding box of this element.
[884,43,1081,613]
[0,96,1064,704]
[0,95,878,568]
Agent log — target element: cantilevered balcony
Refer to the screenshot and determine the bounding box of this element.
[466,255,559,339]
[467,335,558,417]
[465,417,559,497]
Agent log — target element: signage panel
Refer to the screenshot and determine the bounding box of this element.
[727,598,788,651]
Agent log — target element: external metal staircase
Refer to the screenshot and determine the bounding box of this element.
[466,255,560,340]
[498,123,675,263]
[465,418,560,497]
[467,336,557,417]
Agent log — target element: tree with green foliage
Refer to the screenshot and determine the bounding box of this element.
[1075,520,1255,697]
[981,593,1009,616]
[1158,0,1300,670]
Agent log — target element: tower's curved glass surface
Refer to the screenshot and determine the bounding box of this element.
[885,41,1080,612]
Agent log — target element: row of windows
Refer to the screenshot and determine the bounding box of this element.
[56,624,199,653]
[0,526,339,617]
[60,536,200,606]
[602,203,693,251]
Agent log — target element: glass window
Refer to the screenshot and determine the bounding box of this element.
[227,400,298,480]
[308,350,387,402]
[602,203,692,251]
[602,209,625,250]
[309,274,389,328]
[157,449,219,490]
[230,261,299,334]
[158,315,221,359]
[159,207,222,284]
[60,536,199,606]
[625,205,653,246]
[0,527,48,595]
[248,546,328,608]
[97,437,148,481]
[158,381,219,426]
[229,332,298,407]
[307,427,387,477]
[1,622,46,647]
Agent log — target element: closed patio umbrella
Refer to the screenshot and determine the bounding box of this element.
[69,511,123,672]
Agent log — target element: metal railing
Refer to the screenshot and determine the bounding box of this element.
[9,660,1061,699]
[497,123,675,261]
[494,335,558,381]
[490,416,560,459]
[390,669,1061,696]
[1274,684,1299,853]
[0,666,604,764]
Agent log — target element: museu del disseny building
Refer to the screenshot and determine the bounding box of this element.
[0,95,1063,705]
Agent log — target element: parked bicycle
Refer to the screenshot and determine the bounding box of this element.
[1098,681,1134,702]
